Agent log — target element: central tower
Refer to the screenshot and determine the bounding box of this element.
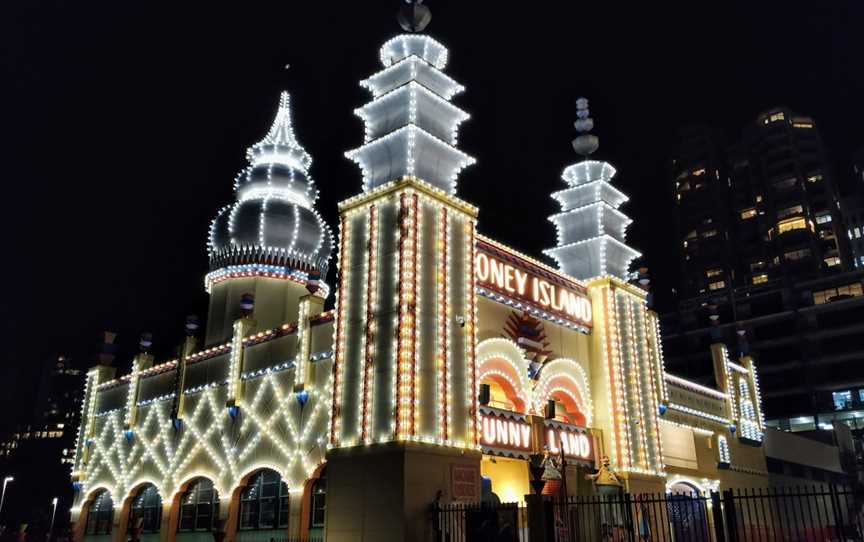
[326,9,481,541]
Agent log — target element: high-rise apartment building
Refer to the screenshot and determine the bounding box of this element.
[663,108,864,432]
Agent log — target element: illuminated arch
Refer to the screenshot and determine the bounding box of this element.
[534,358,593,425]
[665,475,720,494]
[477,338,531,413]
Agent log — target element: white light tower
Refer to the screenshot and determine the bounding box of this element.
[0,476,13,517]
[544,98,640,280]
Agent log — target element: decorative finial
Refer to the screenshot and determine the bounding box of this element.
[572,97,599,157]
[398,0,431,32]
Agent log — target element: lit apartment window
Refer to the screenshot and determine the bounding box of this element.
[706,268,723,278]
[701,229,719,239]
[752,274,768,285]
[815,213,832,225]
[750,260,766,271]
[833,391,852,411]
[806,174,822,183]
[793,122,814,129]
[777,205,804,219]
[784,248,811,261]
[769,112,786,123]
[812,283,864,304]
[708,280,726,291]
[692,168,706,176]
[824,256,841,267]
[740,208,757,220]
[756,195,763,203]
[774,217,811,236]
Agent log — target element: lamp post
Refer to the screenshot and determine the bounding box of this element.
[48,498,58,542]
[0,476,13,518]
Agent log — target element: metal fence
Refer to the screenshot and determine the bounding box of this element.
[432,501,528,542]
[434,485,864,542]
[552,485,864,542]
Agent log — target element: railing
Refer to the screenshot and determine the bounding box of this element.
[432,501,528,542]
[434,485,864,542]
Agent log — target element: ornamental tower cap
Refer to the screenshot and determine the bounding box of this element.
[207,91,333,292]
[544,98,640,280]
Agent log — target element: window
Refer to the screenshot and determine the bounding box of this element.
[692,168,706,177]
[310,469,327,529]
[833,391,853,411]
[130,485,162,534]
[812,283,864,304]
[750,260,767,271]
[85,490,114,535]
[806,174,823,183]
[701,229,719,239]
[793,122,814,129]
[773,178,797,189]
[766,112,786,123]
[740,208,757,220]
[752,274,768,285]
[239,470,289,530]
[824,256,841,267]
[777,205,804,219]
[708,280,726,291]
[178,479,220,532]
[784,248,811,261]
[706,268,723,278]
[774,217,811,237]
[815,213,832,225]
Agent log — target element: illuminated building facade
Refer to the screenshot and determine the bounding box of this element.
[69,27,770,542]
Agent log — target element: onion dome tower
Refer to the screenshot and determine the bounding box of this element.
[205,92,333,344]
[345,27,475,194]
[544,98,640,280]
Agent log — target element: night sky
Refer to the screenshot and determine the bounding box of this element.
[2,1,862,405]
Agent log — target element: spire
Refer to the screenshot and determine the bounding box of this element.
[345,21,475,195]
[544,98,641,281]
[246,91,312,173]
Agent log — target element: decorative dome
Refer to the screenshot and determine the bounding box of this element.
[207,92,333,291]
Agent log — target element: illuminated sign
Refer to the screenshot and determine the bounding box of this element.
[544,421,593,462]
[481,413,532,453]
[479,408,594,464]
[475,243,592,327]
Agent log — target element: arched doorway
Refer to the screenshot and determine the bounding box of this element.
[128,484,162,542]
[667,481,710,540]
[308,468,327,538]
[237,469,290,533]
[548,389,587,426]
[83,489,114,541]
[176,478,220,539]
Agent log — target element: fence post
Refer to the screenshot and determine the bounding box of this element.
[622,493,636,542]
[721,489,739,542]
[828,484,846,539]
[525,494,550,542]
[710,491,726,542]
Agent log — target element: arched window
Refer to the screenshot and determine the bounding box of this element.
[309,469,327,530]
[85,490,114,535]
[239,469,289,530]
[129,484,162,534]
[178,479,219,532]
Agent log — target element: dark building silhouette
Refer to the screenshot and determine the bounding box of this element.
[663,108,864,433]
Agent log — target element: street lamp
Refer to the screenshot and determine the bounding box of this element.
[0,476,13,518]
[48,498,58,542]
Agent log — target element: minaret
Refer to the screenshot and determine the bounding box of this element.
[544,98,640,280]
[326,4,482,540]
[205,92,333,345]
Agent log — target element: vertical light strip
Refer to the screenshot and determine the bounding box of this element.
[624,298,649,471]
[640,307,665,474]
[437,207,449,442]
[411,194,422,439]
[295,298,310,387]
[600,288,623,468]
[360,205,379,443]
[464,218,478,446]
[395,193,412,439]
[330,214,350,446]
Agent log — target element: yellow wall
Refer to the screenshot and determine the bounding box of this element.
[481,456,530,504]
